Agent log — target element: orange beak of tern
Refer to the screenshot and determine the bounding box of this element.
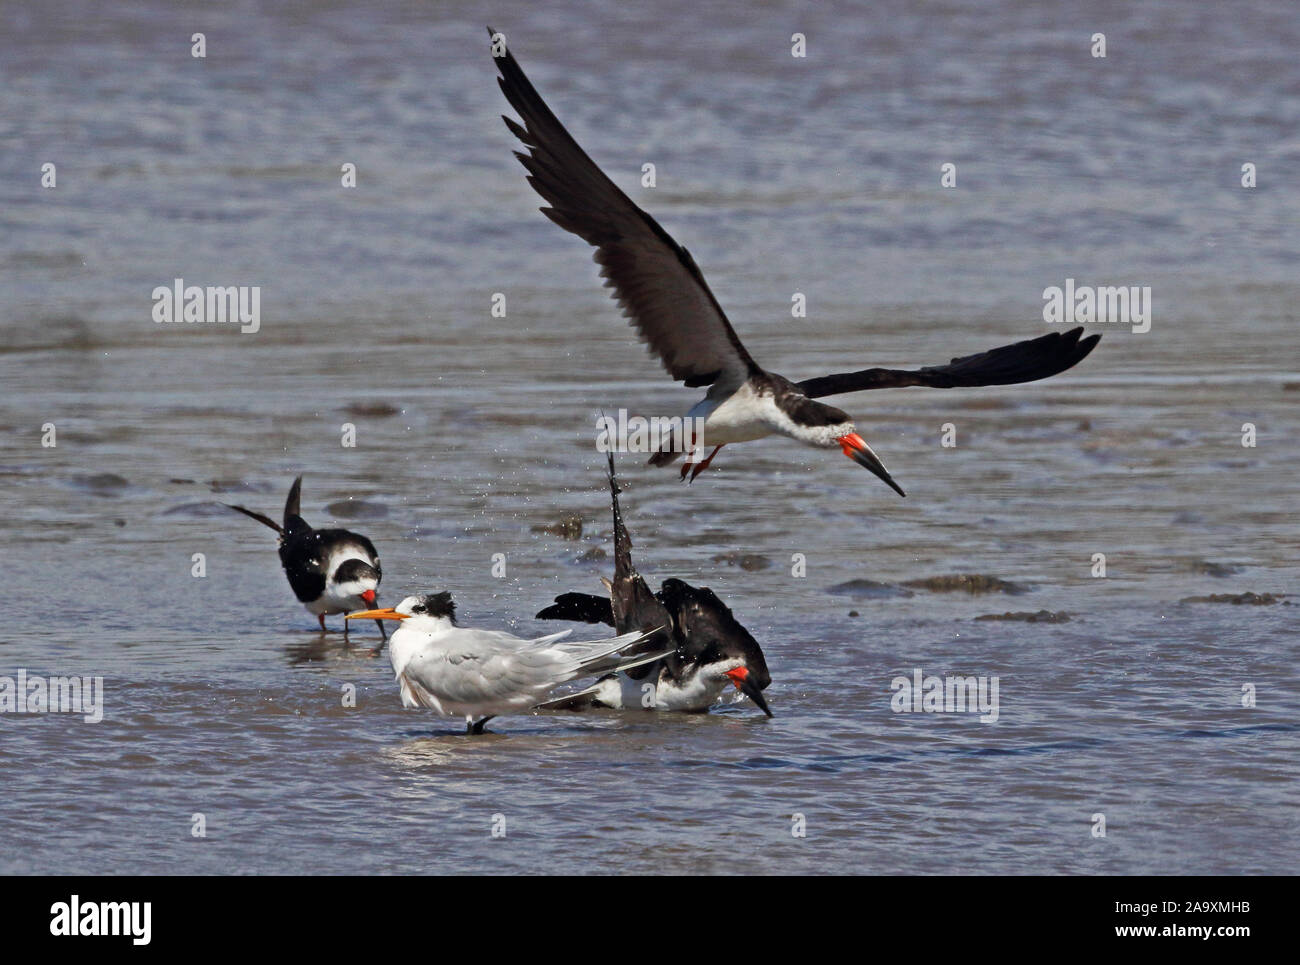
[837,432,906,497]
[345,607,407,622]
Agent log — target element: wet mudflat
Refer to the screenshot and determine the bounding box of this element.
[1,0,1296,874]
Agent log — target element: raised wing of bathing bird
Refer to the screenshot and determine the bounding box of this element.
[226,476,387,640]
[536,452,772,716]
[490,27,1100,491]
[347,592,671,733]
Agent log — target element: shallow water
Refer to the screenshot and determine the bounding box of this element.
[1,0,1297,874]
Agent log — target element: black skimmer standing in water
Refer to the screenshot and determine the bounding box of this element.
[345,593,669,734]
[491,29,1101,490]
[226,476,387,641]
[535,453,773,716]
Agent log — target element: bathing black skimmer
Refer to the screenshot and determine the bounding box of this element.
[226,476,387,640]
[491,29,1101,491]
[346,592,668,734]
[535,452,772,716]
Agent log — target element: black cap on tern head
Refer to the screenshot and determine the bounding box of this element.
[410,592,457,621]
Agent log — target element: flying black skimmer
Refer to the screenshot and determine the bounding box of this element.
[491,29,1101,491]
[226,476,387,640]
[535,453,772,716]
[346,592,669,734]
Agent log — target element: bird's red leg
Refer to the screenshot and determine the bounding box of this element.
[688,445,724,483]
[318,614,327,633]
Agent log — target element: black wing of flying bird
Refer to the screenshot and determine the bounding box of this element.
[796,327,1100,399]
[490,26,759,391]
[491,28,1100,405]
